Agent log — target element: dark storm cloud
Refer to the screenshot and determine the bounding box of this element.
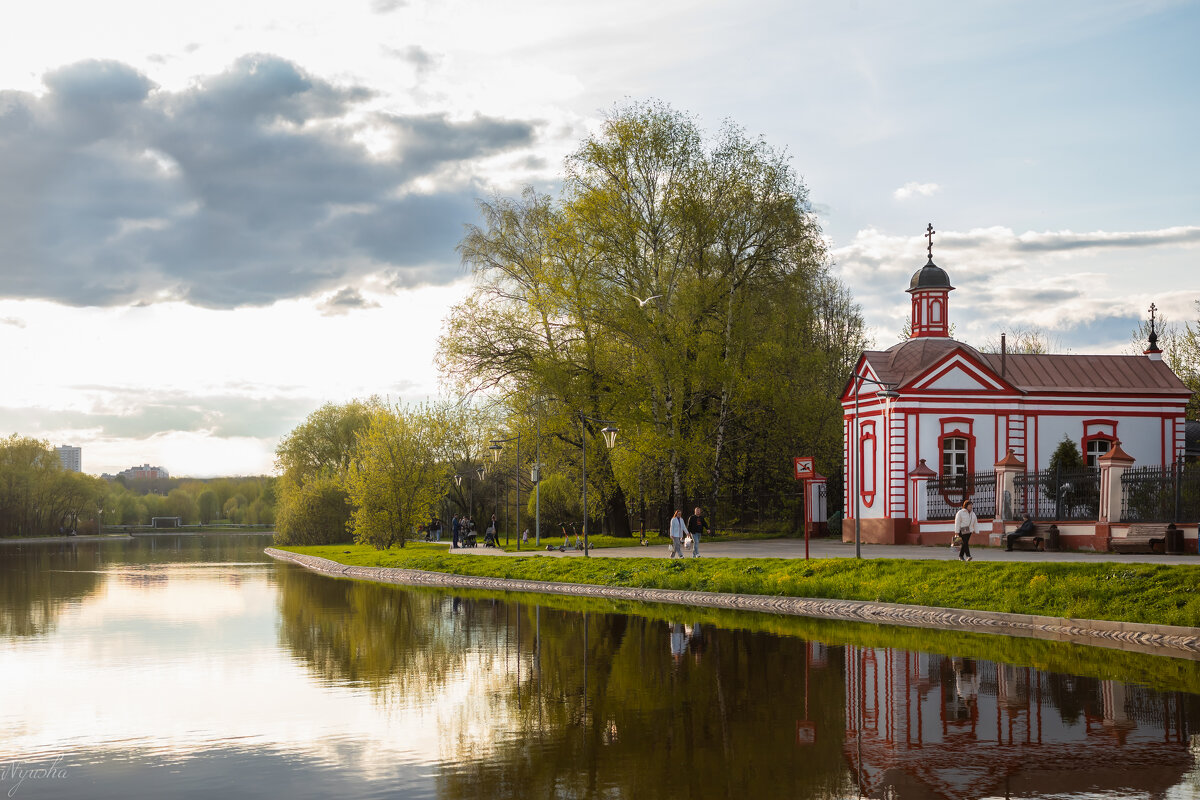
[319,287,381,315]
[0,55,538,308]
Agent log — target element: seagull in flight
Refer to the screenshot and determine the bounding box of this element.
[630,293,663,307]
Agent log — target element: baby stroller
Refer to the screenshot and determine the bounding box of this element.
[483,526,499,548]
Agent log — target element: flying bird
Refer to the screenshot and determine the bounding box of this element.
[630,293,663,307]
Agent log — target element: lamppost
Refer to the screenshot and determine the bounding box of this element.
[578,414,619,558]
[850,372,900,558]
[453,465,487,522]
[490,433,521,550]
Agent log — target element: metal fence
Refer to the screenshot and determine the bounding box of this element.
[1120,460,1200,523]
[1014,467,1100,521]
[926,471,996,519]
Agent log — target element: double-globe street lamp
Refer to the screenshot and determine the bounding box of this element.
[850,372,900,559]
[577,414,618,558]
[489,434,521,550]
[453,465,488,526]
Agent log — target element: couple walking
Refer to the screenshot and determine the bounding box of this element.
[669,507,709,558]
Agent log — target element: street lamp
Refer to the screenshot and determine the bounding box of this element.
[578,414,619,558]
[454,468,481,521]
[851,372,900,559]
[490,434,522,549]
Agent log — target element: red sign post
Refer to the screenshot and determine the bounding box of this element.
[794,457,814,559]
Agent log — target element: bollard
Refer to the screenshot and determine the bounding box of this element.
[1046,524,1060,551]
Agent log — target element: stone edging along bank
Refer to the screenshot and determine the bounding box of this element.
[265,548,1200,659]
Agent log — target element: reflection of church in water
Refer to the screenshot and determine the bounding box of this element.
[843,646,1198,799]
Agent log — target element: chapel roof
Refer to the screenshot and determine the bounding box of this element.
[906,257,954,293]
[859,339,1192,396]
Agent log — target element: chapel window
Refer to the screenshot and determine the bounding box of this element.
[1086,438,1112,469]
[942,437,968,477]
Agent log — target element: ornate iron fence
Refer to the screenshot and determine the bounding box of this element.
[1120,460,1200,523]
[1014,467,1100,521]
[927,471,995,519]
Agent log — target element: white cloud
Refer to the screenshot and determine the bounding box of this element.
[892,182,941,201]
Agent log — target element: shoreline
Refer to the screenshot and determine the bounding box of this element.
[1,530,275,545]
[265,547,1200,659]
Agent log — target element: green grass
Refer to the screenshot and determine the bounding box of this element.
[277,542,1200,628]
[470,530,784,552]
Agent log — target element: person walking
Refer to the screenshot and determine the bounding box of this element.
[686,506,709,558]
[668,510,686,558]
[954,499,978,562]
[451,515,461,549]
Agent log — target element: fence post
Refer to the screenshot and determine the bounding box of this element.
[994,449,1025,546]
[907,459,936,542]
[1175,454,1183,525]
[1097,441,1136,551]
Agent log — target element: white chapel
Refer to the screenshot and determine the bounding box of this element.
[841,224,1193,547]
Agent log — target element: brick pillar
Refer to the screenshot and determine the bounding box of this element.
[1097,440,1136,550]
[994,449,1025,545]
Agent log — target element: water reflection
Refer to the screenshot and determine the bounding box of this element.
[846,645,1200,798]
[2,537,1199,799]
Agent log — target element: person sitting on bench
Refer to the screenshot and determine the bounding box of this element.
[1006,514,1037,551]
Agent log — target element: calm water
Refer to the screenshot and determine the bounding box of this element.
[2,535,1199,799]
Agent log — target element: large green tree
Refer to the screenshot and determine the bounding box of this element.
[274,400,375,545]
[346,404,450,549]
[439,102,866,535]
[0,435,106,536]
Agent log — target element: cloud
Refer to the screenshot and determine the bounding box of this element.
[371,0,408,12]
[0,316,24,328]
[0,390,318,441]
[893,182,940,201]
[318,287,381,316]
[384,44,441,78]
[0,56,538,309]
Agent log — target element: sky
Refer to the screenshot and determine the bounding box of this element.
[0,0,1197,476]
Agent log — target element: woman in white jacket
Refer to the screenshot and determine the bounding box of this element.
[669,510,687,558]
[953,499,978,562]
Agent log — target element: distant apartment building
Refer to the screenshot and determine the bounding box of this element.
[120,463,170,480]
[56,445,82,472]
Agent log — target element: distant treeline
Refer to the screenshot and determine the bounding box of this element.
[0,434,276,537]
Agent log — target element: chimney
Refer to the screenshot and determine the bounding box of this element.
[1001,332,1007,378]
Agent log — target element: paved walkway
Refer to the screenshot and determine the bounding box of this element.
[450,536,1199,566]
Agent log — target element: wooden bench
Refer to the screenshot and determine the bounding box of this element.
[1010,534,1045,552]
[1109,525,1167,554]
[1006,523,1044,552]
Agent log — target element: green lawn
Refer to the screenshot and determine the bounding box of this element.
[461,530,783,552]
[276,542,1200,628]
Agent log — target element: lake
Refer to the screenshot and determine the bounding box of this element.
[1,534,1198,799]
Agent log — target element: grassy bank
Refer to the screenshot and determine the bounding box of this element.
[455,530,783,552]
[278,543,1200,628]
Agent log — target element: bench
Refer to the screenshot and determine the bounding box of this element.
[1109,525,1167,554]
[1005,523,1044,552]
[1010,534,1045,552]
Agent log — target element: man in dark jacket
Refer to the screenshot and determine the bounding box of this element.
[686,507,710,558]
[1006,514,1037,551]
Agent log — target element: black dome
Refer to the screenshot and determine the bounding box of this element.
[906,258,954,293]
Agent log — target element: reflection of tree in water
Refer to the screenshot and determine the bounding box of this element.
[275,565,477,700]
[0,543,103,636]
[275,569,855,798]
[437,608,853,800]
